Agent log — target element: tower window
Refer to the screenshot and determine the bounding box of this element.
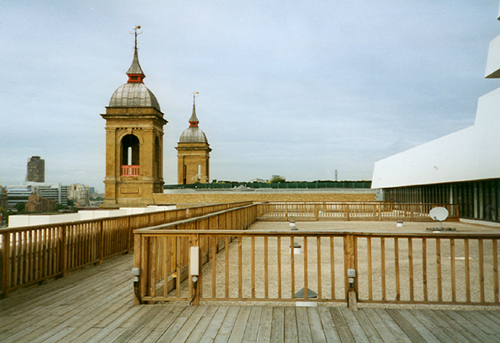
[154,136,160,178]
[121,134,140,166]
[121,134,140,176]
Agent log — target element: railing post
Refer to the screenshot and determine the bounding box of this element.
[133,232,142,305]
[60,225,67,278]
[99,220,104,264]
[1,232,11,298]
[344,233,357,310]
[189,234,201,305]
[127,216,133,254]
[140,235,150,304]
[246,207,249,229]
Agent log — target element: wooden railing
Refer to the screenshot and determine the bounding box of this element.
[135,224,500,307]
[0,202,251,298]
[257,202,460,221]
[133,204,258,305]
[352,232,500,305]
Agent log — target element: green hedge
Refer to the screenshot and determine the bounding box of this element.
[164,181,371,190]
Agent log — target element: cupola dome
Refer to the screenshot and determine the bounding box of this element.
[109,83,161,110]
[179,95,208,143]
[108,29,160,111]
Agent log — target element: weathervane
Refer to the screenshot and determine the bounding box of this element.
[130,25,143,49]
[192,91,199,105]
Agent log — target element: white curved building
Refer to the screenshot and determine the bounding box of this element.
[371,4,500,223]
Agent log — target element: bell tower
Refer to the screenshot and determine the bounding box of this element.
[176,93,211,184]
[101,27,167,207]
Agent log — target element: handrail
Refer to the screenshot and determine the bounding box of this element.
[137,229,500,239]
[133,204,258,305]
[134,225,500,307]
[257,202,460,221]
[0,201,252,298]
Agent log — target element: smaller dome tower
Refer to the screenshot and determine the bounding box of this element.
[176,93,211,184]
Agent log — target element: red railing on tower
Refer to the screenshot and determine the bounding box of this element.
[121,165,139,176]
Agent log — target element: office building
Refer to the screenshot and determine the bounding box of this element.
[26,156,45,182]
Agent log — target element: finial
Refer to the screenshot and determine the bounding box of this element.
[130,25,143,50]
[189,92,200,127]
[126,26,145,82]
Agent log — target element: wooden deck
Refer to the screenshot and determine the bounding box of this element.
[2,254,500,342]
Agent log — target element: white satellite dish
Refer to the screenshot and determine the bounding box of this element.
[429,207,449,231]
[430,207,449,221]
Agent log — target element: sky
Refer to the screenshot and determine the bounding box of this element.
[1,1,500,192]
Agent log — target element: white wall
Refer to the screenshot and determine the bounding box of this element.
[372,17,500,190]
[8,205,176,228]
[372,86,500,189]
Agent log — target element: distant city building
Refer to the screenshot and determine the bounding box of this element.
[25,194,56,213]
[31,183,68,206]
[68,184,90,206]
[176,94,211,184]
[26,156,45,182]
[6,183,68,209]
[29,183,68,206]
[6,186,32,209]
[0,187,8,209]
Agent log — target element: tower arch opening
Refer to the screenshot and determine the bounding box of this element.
[154,136,160,178]
[121,134,140,176]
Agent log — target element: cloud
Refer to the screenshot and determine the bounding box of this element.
[1,1,498,191]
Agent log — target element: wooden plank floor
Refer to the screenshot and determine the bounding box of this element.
[2,254,500,342]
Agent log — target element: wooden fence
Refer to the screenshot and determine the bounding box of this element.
[0,202,251,298]
[134,212,500,307]
[257,202,460,221]
[133,204,258,305]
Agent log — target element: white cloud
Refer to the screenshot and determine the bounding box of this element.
[1,1,498,190]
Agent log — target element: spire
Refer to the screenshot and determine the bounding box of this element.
[189,92,200,127]
[126,26,145,83]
